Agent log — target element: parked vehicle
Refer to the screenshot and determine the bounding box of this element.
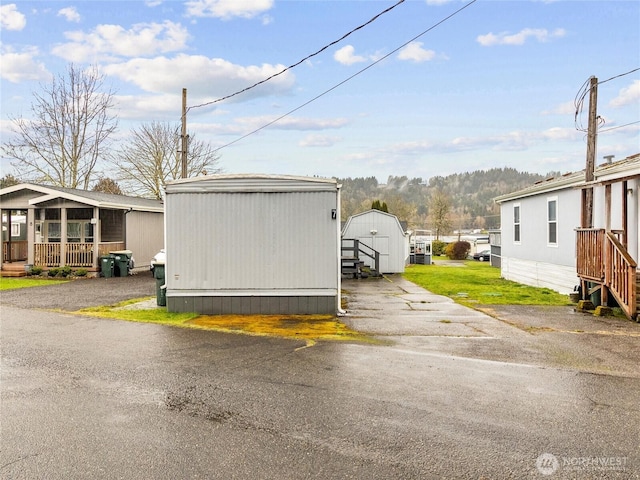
[472,250,490,262]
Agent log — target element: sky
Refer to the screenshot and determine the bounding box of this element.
[1,0,639,184]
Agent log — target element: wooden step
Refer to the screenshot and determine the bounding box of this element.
[0,263,28,277]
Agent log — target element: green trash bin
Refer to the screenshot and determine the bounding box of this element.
[153,262,166,307]
[100,255,114,278]
[111,250,133,277]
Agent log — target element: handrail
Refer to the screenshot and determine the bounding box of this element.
[604,232,637,319]
[341,238,380,274]
[576,228,604,281]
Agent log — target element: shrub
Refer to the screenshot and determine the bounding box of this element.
[75,268,88,277]
[59,266,73,277]
[432,240,447,256]
[48,268,60,277]
[29,266,43,276]
[445,241,471,260]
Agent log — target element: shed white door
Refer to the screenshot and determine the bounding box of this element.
[360,236,390,273]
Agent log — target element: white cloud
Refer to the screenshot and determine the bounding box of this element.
[51,21,190,62]
[397,42,436,63]
[57,7,80,23]
[609,80,640,108]
[185,0,273,19]
[0,46,50,83]
[234,115,348,131]
[111,93,181,120]
[103,54,295,100]
[334,45,367,66]
[477,28,566,46]
[0,3,26,31]
[299,134,343,147]
[541,100,575,115]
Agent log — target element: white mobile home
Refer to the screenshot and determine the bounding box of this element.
[495,171,585,294]
[164,174,341,315]
[341,209,409,274]
[495,152,639,320]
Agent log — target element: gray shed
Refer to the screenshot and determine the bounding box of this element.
[164,174,341,315]
[341,209,409,274]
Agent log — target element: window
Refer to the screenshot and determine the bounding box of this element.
[67,222,82,243]
[547,198,557,245]
[46,222,61,243]
[513,204,521,243]
[11,223,20,237]
[63,221,95,243]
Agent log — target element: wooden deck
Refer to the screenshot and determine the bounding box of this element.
[577,229,638,320]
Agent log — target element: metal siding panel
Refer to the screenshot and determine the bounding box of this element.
[166,188,338,294]
[125,211,164,269]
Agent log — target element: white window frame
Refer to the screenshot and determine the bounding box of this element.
[513,203,521,244]
[547,197,558,246]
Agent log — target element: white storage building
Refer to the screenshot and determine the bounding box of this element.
[163,174,341,315]
[341,209,409,274]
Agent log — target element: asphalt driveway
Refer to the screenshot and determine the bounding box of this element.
[0,271,156,311]
[2,273,640,478]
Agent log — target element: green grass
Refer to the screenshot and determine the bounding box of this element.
[0,277,69,290]
[403,260,571,306]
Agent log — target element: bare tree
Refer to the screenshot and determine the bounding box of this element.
[1,64,117,189]
[428,189,452,240]
[111,121,222,199]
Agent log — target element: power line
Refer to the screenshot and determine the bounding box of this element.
[598,67,640,85]
[213,0,478,152]
[187,0,407,112]
[599,120,640,133]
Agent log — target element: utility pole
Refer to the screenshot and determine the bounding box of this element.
[582,76,598,228]
[181,88,188,179]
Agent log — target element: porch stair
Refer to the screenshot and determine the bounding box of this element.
[341,239,381,279]
[0,263,28,278]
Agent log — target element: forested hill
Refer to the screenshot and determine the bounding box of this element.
[338,167,560,231]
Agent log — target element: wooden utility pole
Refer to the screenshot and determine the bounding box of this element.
[582,76,598,228]
[181,88,188,179]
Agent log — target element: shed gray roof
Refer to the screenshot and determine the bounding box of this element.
[0,183,164,212]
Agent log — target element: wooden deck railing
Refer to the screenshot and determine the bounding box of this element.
[34,243,61,267]
[32,242,126,268]
[577,228,637,319]
[576,228,604,281]
[604,232,637,319]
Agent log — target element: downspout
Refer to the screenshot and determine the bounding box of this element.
[336,182,346,316]
[124,207,133,250]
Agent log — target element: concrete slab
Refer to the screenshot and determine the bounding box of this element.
[341,275,501,338]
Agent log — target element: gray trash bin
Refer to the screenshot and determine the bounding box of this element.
[153,262,166,306]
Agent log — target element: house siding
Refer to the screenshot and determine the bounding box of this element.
[164,176,340,315]
[502,257,578,294]
[499,186,580,293]
[125,210,164,270]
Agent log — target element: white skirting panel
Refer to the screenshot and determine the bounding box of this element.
[501,257,578,294]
